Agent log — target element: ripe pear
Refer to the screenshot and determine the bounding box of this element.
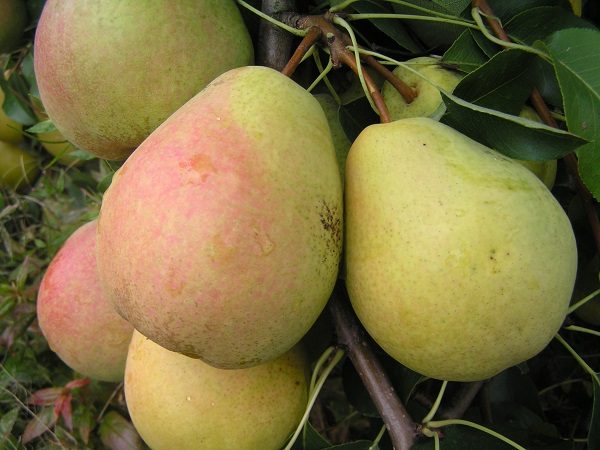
[381,57,462,121]
[0,141,38,190]
[124,331,308,450]
[34,0,254,160]
[97,66,342,368]
[514,107,557,189]
[37,221,133,382]
[0,0,28,54]
[314,93,351,183]
[345,118,577,382]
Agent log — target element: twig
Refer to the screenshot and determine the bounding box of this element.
[281,26,322,77]
[329,284,417,450]
[257,0,297,70]
[363,54,416,103]
[472,0,600,255]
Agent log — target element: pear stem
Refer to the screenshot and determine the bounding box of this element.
[328,283,418,450]
[472,0,600,256]
[281,26,322,77]
[363,54,416,104]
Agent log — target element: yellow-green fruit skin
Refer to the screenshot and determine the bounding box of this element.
[37,129,79,165]
[381,57,462,121]
[97,66,342,369]
[0,141,39,190]
[124,331,308,450]
[0,86,23,143]
[345,118,577,382]
[314,94,351,183]
[34,0,254,160]
[0,0,28,54]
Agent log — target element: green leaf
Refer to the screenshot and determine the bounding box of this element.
[323,441,376,450]
[351,1,423,53]
[290,421,330,450]
[440,90,587,160]
[0,77,36,126]
[430,0,470,15]
[98,411,142,450]
[590,374,600,450]
[505,6,596,45]
[442,30,488,73]
[453,49,536,114]
[470,29,501,58]
[412,425,515,449]
[26,120,57,134]
[343,360,379,418]
[545,28,600,198]
[486,0,572,22]
[20,52,39,98]
[0,408,19,442]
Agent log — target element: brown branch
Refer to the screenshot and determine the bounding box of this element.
[281,26,322,77]
[257,0,296,70]
[473,0,600,256]
[329,284,418,450]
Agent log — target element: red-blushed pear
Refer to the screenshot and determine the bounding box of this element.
[345,118,577,382]
[34,0,254,160]
[97,66,342,369]
[0,0,28,54]
[37,220,134,382]
[124,331,308,450]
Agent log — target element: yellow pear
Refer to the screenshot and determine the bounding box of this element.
[381,56,462,121]
[124,331,308,450]
[0,86,23,143]
[345,118,577,381]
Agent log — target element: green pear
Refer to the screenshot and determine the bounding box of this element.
[37,221,134,382]
[34,0,254,160]
[0,141,39,190]
[0,0,28,54]
[124,331,308,450]
[514,107,557,189]
[381,57,463,121]
[0,85,23,143]
[97,66,342,369]
[314,93,351,183]
[345,118,577,382]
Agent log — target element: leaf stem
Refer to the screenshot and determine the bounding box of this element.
[347,13,479,30]
[426,419,528,450]
[422,380,448,424]
[237,0,306,36]
[312,51,341,103]
[564,325,600,338]
[568,287,600,314]
[307,57,334,92]
[554,333,600,383]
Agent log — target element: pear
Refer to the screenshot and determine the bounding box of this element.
[34,0,253,160]
[0,0,28,54]
[0,85,23,143]
[37,220,133,382]
[0,141,38,190]
[97,66,342,369]
[381,57,462,121]
[124,331,308,450]
[314,93,352,183]
[345,118,577,382]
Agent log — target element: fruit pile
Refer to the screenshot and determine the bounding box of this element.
[1,0,594,448]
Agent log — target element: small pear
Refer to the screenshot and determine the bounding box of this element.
[97,66,342,369]
[345,118,577,381]
[0,0,28,54]
[381,57,462,121]
[0,85,23,143]
[37,221,134,382]
[0,141,38,190]
[124,331,308,450]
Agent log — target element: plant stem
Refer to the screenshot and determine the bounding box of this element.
[426,419,527,450]
[281,26,322,77]
[440,381,485,419]
[328,284,417,450]
[568,287,600,314]
[555,334,600,382]
[565,325,600,338]
[422,380,448,423]
[347,13,479,30]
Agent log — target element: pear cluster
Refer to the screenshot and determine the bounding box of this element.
[30,1,579,448]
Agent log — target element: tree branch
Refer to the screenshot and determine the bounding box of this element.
[257,0,296,70]
[440,381,485,420]
[329,284,418,450]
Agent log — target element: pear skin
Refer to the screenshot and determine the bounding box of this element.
[37,221,133,382]
[0,0,28,53]
[0,141,39,190]
[97,66,342,369]
[34,0,253,160]
[124,331,308,450]
[345,118,577,381]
